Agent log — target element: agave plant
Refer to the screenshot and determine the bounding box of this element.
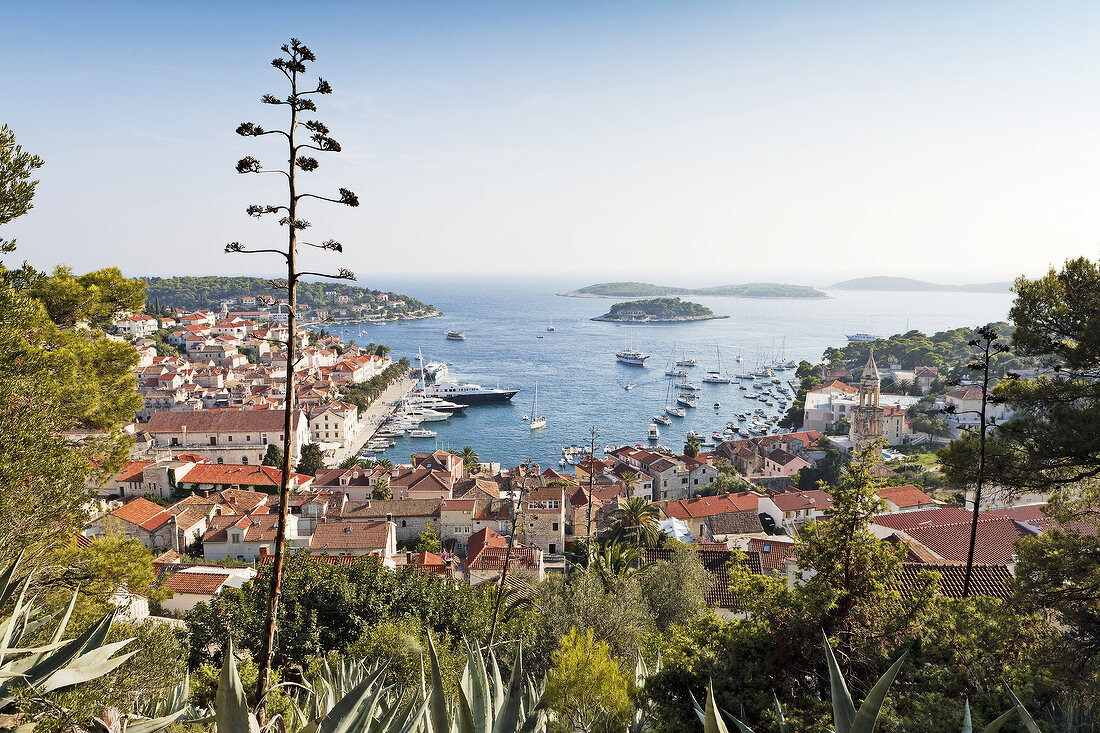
[692,633,1043,733]
[0,552,179,731]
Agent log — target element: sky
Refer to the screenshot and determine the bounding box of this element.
[4,0,1100,287]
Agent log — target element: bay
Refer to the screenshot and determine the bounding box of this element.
[331,277,1014,470]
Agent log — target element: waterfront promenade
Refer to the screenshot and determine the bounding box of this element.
[330,375,418,465]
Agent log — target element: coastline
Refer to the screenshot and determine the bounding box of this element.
[590,314,730,323]
[559,291,830,300]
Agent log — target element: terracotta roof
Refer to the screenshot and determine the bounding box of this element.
[115,461,153,484]
[946,386,985,401]
[111,497,173,531]
[707,511,765,535]
[408,551,449,574]
[769,490,832,513]
[904,517,1035,564]
[873,506,975,531]
[877,485,937,509]
[465,528,538,571]
[202,513,280,543]
[895,563,1013,600]
[145,408,302,433]
[163,571,230,595]
[309,520,392,551]
[177,464,310,488]
[390,468,454,494]
[747,537,798,572]
[337,499,442,519]
[660,492,760,519]
[813,380,858,394]
[985,504,1049,522]
[766,449,801,466]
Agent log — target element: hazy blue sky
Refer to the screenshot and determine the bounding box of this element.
[4,1,1100,285]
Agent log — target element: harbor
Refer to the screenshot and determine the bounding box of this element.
[319,277,1015,469]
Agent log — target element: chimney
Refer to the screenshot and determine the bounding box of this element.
[406,551,412,565]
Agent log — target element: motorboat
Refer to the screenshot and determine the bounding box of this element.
[445,329,466,341]
[617,349,650,366]
[408,429,437,438]
[648,423,660,441]
[846,333,878,343]
[624,383,635,390]
[421,381,519,404]
[665,406,687,418]
[654,414,672,426]
[666,369,688,378]
[676,394,698,408]
[702,371,731,384]
[676,382,701,391]
[714,402,721,409]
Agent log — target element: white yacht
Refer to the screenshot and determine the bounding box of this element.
[617,349,650,366]
[654,414,672,426]
[676,393,698,408]
[665,369,688,378]
[421,381,518,404]
[665,406,687,418]
[408,428,437,438]
[676,382,701,391]
[648,423,661,441]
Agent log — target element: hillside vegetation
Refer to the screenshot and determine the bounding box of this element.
[593,297,723,322]
[565,281,827,298]
[141,276,437,313]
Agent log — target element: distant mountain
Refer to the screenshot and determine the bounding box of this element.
[829,276,1012,293]
[561,281,828,299]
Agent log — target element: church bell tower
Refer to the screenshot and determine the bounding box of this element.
[850,350,884,451]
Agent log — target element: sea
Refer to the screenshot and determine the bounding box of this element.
[324,277,1015,470]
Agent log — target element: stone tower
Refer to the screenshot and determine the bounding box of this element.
[850,350,884,451]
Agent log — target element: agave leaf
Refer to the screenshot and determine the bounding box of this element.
[39,643,138,693]
[489,651,504,719]
[426,634,450,733]
[690,689,706,725]
[978,707,1019,733]
[317,664,387,733]
[773,691,788,733]
[0,552,24,608]
[822,633,857,733]
[849,651,907,733]
[704,681,731,733]
[962,699,972,733]
[0,573,34,667]
[1005,687,1041,733]
[215,639,258,733]
[125,709,188,733]
[494,643,524,733]
[1,613,115,698]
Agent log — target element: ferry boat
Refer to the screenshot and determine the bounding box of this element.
[420,381,519,404]
[846,333,878,343]
[617,349,650,366]
[445,329,466,341]
[648,423,661,441]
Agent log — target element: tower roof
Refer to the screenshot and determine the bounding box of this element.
[862,350,881,382]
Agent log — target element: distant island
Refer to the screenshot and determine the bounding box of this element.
[141,276,440,323]
[829,276,1012,293]
[591,297,729,323]
[562,281,828,299]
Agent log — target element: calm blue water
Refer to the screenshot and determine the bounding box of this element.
[326,277,1014,469]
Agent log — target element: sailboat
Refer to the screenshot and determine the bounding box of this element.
[529,380,546,430]
[702,345,731,383]
[663,374,686,418]
[546,310,556,332]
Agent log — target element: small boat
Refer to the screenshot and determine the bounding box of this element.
[624,383,635,390]
[714,402,721,409]
[522,415,529,421]
[676,394,698,408]
[547,312,556,332]
[536,335,544,339]
[687,430,704,439]
[648,423,660,441]
[654,414,672,426]
[665,369,688,378]
[675,353,697,367]
[409,429,437,438]
[702,371,731,384]
[676,382,701,391]
[529,380,546,430]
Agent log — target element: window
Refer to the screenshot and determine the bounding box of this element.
[246,435,251,442]
[171,437,179,446]
[552,522,559,531]
[210,436,217,446]
[217,457,224,464]
[228,435,233,442]
[262,435,268,445]
[401,520,407,527]
[549,543,557,554]
[231,532,241,543]
[242,457,249,464]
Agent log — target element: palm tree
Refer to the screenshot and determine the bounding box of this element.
[375,458,393,469]
[451,446,480,476]
[372,477,391,499]
[619,470,639,497]
[684,435,702,459]
[592,540,644,591]
[609,496,661,547]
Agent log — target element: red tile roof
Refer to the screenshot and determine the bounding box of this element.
[309,521,392,551]
[877,485,937,509]
[895,563,1013,600]
[465,528,538,571]
[873,506,975,531]
[660,492,760,519]
[177,463,310,488]
[145,408,302,434]
[747,537,798,572]
[116,461,152,484]
[904,517,1036,564]
[111,497,173,531]
[769,490,832,512]
[163,571,230,595]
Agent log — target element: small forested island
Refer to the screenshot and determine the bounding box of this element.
[591,297,728,322]
[141,276,439,322]
[830,276,1012,293]
[562,281,828,299]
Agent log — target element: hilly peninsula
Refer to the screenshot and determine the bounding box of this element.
[562,281,828,299]
[830,276,1012,293]
[591,297,729,323]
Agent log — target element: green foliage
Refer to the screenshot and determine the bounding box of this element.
[791,441,849,491]
[297,443,324,476]
[684,434,702,458]
[183,553,520,671]
[606,497,661,547]
[261,443,284,468]
[600,297,717,320]
[372,478,392,499]
[639,544,713,629]
[778,364,821,429]
[544,627,632,733]
[141,275,437,315]
[340,359,411,412]
[24,265,145,328]
[0,124,44,254]
[412,522,443,554]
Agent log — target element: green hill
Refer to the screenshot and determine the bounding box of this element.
[592,297,726,322]
[563,281,827,299]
